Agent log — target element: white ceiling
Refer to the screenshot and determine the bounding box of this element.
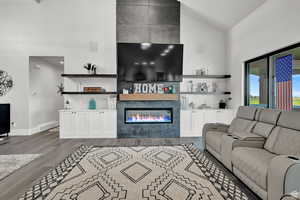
[180,0,267,29]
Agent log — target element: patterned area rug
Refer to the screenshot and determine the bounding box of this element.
[19,145,259,200]
[0,154,41,181]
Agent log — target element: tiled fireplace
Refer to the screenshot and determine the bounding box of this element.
[117,101,180,138]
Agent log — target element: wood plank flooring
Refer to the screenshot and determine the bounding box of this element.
[0,131,201,200]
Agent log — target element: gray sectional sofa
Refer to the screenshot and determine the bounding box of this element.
[203,106,300,200]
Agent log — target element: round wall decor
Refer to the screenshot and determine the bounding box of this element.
[0,70,13,96]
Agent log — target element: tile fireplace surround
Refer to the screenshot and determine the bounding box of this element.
[117,100,180,138]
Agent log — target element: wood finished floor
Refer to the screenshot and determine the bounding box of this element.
[0,130,201,200]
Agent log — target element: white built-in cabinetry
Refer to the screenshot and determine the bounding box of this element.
[59,110,117,138]
[181,109,235,137]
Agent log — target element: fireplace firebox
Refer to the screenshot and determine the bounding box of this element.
[125,108,173,124]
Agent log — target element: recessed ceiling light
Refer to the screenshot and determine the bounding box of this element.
[161,53,166,56]
[142,62,148,65]
[168,45,174,50]
[164,49,170,53]
[141,43,152,50]
[150,61,155,65]
[59,61,64,65]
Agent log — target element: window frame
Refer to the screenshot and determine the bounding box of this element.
[244,42,300,108]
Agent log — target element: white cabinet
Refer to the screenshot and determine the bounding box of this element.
[180,110,192,137]
[191,110,205,136]
[216,110,234,124]
[59,111,75,138]
[89,111,116,138]
[75,112,90,137]
[180,109,235,137]
[60,110,116,138]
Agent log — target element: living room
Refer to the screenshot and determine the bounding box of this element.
[0,0,300,200]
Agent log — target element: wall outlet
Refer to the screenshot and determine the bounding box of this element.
[11,122,16,127]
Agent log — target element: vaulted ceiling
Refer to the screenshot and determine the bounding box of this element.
[1,0,267,30]
[180,0,267,29]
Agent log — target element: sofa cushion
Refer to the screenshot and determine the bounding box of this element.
[236,106,257,120]
[232,147,277,190]
[277,111,300,130]
[252,122,275,138]
[228,118,256,134]
[264,111,300,156]
[206,131,225,153]
[254,108,263,121]
[252,109,281,138]
[258,109,281,124]
[264,127,300,156]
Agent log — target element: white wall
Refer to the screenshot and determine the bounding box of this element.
[0,0,116,135]
[29,57,64,134]
[228,0,300,108]
[180,4,229,109]
[0,57,30,135]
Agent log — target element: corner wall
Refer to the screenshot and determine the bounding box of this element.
[228,0,300,108]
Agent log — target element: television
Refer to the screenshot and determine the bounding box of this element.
[117,43,183,82]
[0,104,10,135]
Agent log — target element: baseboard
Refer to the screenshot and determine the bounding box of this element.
[10,129,30,136]
[30,121,59,135]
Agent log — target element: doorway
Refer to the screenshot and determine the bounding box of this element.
[29,56,64,134]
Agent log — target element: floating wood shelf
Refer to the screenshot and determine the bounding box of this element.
[182,75,231,79]
[62,74,117,78]
[62,92,117,95]
[180,91,231,95]
[119,94,179,101]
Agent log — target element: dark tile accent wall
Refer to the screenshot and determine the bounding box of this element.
[117,0,180,43]
[116,0,181,138]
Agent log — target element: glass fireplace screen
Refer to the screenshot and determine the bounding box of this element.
[125,108,173,124]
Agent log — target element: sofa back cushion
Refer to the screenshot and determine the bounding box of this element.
[229,118,256,133]
[228,106,257,133]
[236,106,257,120]
[252,109,281,137]
[264,111,300,156]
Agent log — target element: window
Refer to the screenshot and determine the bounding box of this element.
[245,58,269,108]
[245,43,300,110]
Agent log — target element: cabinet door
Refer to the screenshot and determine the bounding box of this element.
[191,111,204,136]
[102,111,117,138]
[59,112,75,138]
[75,112,90,137]
[89,112,105,138]
[216,110,234,124]
[203,110,217,124]
[180,110,192,137]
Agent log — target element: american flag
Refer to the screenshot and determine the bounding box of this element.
[276,54,293,110]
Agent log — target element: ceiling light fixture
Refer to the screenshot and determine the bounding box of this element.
[141,43,152,50]
[59,61,64,65]
[168,45,174,50]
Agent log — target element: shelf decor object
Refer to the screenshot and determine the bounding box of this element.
[119,94,179,101]
[0,70,13,97]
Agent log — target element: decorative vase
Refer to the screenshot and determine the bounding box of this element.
[89,98,96,110]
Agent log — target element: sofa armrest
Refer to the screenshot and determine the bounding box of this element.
[281,194,300,200]
[268,155,300,200]
[202,123,229,149]
[232,131,266,142]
